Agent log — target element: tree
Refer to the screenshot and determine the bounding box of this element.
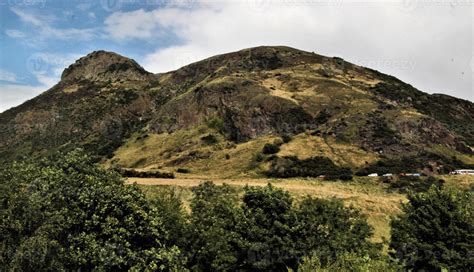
[390,186,474,271]
[186,181,245,271]
[293,197,380,267]
[0,149,185,271]
[239,184,298,271]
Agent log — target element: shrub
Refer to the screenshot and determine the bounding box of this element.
[314,110,331,124]
[281,134,293,143]
[325,174,353,181]
[387,176,444,194]
[262,143,280,154]
[296,252,401,272]
[266,156,352,179]
[201,134,218,145]
[177,168,191,174]
[390,186,474,271]
[357,152,473,176]
[117,168,175,179]
[206,116,225,132]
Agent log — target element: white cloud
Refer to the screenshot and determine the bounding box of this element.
[0,84,47,113]
[10,7,48,27]
[0,70,17,83]
[5,29,26,39]
[0,51,87,112]
[103,0,472,101]
[104,9,164,40]
[11,7,97,41]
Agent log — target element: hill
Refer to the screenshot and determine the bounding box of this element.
[0,46,473,177]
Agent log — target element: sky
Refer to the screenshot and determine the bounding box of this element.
[0,0,472,112]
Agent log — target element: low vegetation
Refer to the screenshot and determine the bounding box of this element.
[262,143,280,154]
[266,156,353,180]
[384,175,445,194]
[356,152,474,176]
[116,167,175,179]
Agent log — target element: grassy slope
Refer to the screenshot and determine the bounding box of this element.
[107,124,384,178]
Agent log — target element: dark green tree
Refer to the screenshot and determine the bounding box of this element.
[293,197,380,266]
[149,186,189,250]
[390,186,474,271]
[0,149,185,271]
[186,181,245,271]
[239,184,298,271]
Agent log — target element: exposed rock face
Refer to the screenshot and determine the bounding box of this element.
[61,51,151,82]
[0,46,472,169]
[150,78,315,142]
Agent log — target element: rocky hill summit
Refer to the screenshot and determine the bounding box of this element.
[61,50,152,82]
[1,46,472,177]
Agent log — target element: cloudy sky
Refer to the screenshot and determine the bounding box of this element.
[0,0,472,112]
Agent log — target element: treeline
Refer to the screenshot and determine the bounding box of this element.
[1,150,472,271]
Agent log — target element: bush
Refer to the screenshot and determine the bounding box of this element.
[262,143,280,154]
[177,168,191,174]
[281,134,293,143]
[356,152,473,176]
[117,168,175,178]
[296,252,401,272]
[266,156,352,179]
[387,176,444,194]
[201,134,218,145]
[390,186,474,271]
[206,116,225,132]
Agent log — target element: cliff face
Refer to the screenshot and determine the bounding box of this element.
[0,46,472,175]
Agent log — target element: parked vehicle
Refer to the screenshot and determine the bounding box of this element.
[450,169,474,175]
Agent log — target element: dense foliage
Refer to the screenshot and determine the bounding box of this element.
[116,167,175,179]
[266,156,352,180]
[356,152,473,176]
[384,176,445,194]
[390,186,474,271]
[262,143,280,154]
[0,152,378,271]
[0,150,184,271]
[182,182,379,271]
